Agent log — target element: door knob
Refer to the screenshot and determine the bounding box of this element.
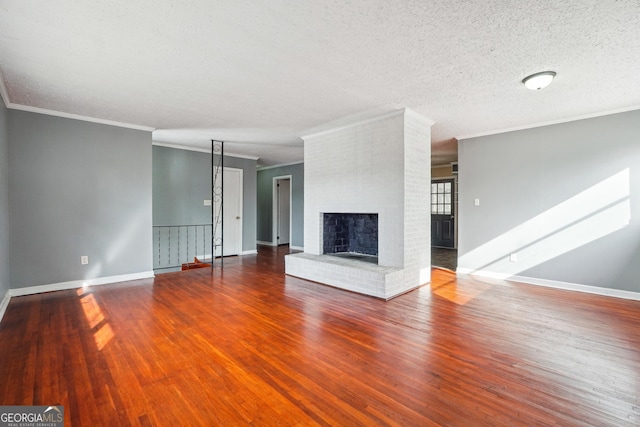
[236,216,241,219]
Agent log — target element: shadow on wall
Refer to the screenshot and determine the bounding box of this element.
[459,169,631,277]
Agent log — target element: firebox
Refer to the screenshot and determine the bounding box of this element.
[322,213,378,262]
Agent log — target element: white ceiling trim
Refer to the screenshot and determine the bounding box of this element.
[152,141,260,160]
[301,109,407,140]
[0,65,154,132]
[8,103,156,132]
[0,67,10,108]
[303,108,435,141]
[257,160,304,171]
[404,108,435,128]
[456,105,640,141]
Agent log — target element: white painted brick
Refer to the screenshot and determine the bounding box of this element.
[289,109,432,298]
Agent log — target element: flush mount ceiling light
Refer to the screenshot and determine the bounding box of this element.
[522,71,556,90]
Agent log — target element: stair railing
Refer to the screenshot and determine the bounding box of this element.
[152,224,214,271]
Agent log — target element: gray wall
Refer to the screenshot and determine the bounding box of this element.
[458,109,640,292]
[8,110,153,289]
[256,163,304,248]
[0,96,9,297]
[152,146,257,252]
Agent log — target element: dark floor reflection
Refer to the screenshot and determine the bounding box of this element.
[431,247,457,271]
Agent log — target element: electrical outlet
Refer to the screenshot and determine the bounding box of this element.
[81,256,89,265]
[204,200,212,206]
[509,253,518,262]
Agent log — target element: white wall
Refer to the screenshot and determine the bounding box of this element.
[458,109,640,294]
[402,110,433,287]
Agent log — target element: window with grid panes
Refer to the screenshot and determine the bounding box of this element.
[431,181,452,215]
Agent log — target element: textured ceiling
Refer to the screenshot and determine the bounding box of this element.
[1,0,639,166]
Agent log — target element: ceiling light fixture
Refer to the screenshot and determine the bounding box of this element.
[522,71,556,90]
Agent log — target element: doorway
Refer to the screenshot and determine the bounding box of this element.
[214,167,243,256]
[273,176,292,246]
[431,178,455,248]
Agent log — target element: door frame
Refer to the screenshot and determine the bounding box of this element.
[272,175,292,246]
[431,176,457,249]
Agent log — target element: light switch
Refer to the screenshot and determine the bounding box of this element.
[474,198,480,206]
[510,253,518,262]
[204,200,212,206]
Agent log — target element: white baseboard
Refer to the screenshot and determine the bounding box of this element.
[193,250,258,257]
[9,271,156,297]
[195,253,214,260]
[0,290,10,324]
[456,268,640,301]
[257,241,302,251]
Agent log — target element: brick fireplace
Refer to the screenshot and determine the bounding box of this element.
[285,109,432,299]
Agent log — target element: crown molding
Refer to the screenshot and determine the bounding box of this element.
[152,141,260,160]
[0,69,10,108]
[404,107,436,128]
[303,108,434,140]
[8,103,155,132]
[0,65,155,132]
[457,105,640,141]
[257,160,304,171]
[153,141,211,153]
[301,109,406,140]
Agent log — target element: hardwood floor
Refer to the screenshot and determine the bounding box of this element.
[431,247,457,271]
[1,245,639,426]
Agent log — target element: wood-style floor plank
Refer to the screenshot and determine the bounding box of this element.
[1,245,639,426]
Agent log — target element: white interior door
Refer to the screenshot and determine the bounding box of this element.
[277,179,291,245]
[214,167,242,256]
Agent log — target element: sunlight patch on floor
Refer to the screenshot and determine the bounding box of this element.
[78,289,114,351]
[430,279,492,305]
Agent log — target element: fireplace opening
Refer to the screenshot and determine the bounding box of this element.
[323,213,378,264]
